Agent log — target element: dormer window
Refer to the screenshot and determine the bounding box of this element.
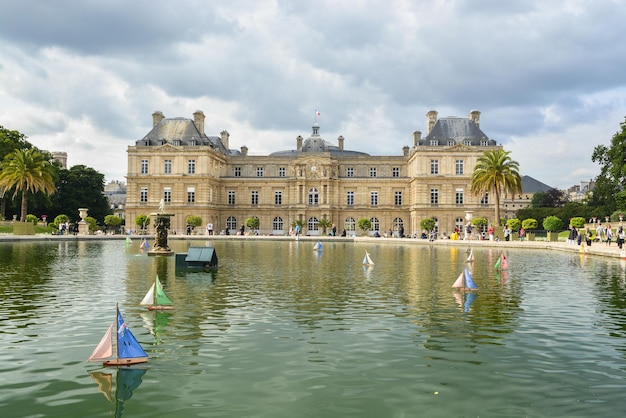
[463,139,471,146]
[430,139,438,146]
[173,139,181,146]
[447,140,455,146]
[480,139,488,146]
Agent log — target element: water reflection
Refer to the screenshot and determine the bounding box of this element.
[89,368,146,417]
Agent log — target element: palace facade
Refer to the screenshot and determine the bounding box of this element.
[125,109,501,236]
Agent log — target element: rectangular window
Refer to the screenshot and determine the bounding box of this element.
[187,187,195,203]
[430,159,439,175]
[369,167,377,177]
[347,191,354,206]
[228,190,236,205]
[278,167,286,177]
[187,159,196,174]
[251,190,259,205]
[164,159,172,174]
[370,191,378,206]
[234,167,241,177]
[141,159,149,174]
[455,160,464,175]
[392,167,400,177]
[430,139,439,146]
[481,192,489,206]
[430,188,439,205]
[256,167,264,177]
[274,190,282,205]
[140,187,148,203]
[163,187,171,203]
[395,191,402,206]
[347,167,354,177]
[456,188,464,205]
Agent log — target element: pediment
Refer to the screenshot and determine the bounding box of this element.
[155,143,182,152]
[447,143,471,151]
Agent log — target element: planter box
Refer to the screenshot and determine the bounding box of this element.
[547,231,559,242]
[13,222,35,235]
[527,233,535,241]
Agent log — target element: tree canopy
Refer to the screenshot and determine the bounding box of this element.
[0,148,57,221]
[50,165,111,223]
[471,149,522,225]
[590,117,626,214]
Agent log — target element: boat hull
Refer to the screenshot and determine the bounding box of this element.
[146,305,174,311]
[103,357,148,366]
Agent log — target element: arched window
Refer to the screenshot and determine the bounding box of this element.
[273,217,283,231]
[370,217,380,231]
[393,217,403,232]
[432,217,439,233]
[308,188,319,205]
[308,217,319,231]
[226,216,237,230]
[345,217,356,231]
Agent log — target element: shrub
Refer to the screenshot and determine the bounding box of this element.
[506,218,521,231]
[245,217,260,230]
[186,215,203,228]
[472,217,488,228]
[420,218,435,232]
[357,218,372,234]
[26,214,38,225]
[521,218,538,231]
[569,217,586,228]
[543,215,564,232]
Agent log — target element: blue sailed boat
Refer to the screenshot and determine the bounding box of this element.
[89,304,148,366]
[452,268,478,291]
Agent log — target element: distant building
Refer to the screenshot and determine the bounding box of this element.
[567,179,595,202]
[103,180,126,220]
[502,175,555,219]
[125,109,509,236]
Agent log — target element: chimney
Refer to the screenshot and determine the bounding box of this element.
[402,145,409,156]
[241,145,248,156]
[296,135,303,150]
[469,110,481,127]
[426,110,438,135]
[152,111,164,127]
[413,131,422,146]
[337,135,344,150]
[220,130,230,150]
[193,110,205,135]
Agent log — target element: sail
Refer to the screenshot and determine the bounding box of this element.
[154,276,173,306]
[452,271,464,288]
[464,268,478,289]
[89,324,113,361]
[116,309,148,359]
[125,236,131,244]
[466,249,474,262]
[363,251,374,265]
[314,241,322,250]
[140,283,155,306]
[494,256,501,270]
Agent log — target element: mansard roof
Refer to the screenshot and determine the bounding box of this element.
[421,116,497,146]
[269,123,370,157]
[135,117,234,155]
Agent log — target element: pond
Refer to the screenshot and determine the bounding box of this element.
[1,239,625,417]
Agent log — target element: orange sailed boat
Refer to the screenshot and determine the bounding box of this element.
[88,304,148,366]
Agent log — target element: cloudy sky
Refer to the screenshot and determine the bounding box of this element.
[2,0,625,190]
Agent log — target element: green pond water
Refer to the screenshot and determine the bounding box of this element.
[1,239,626,417]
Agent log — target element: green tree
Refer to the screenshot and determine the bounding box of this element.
[569,217,586,228]
[531,189,567,208]
[135,214,149,232]
[357,217,371,234]
[0,148,56,221]
[589,117,626,213]
[471,149,523,226]
[51,165,110,224]
[521,218,538,231]
[186,215,203,228]
[543,215,564,232]
[506,218,521,232]
[317,218,332,234]
[420,217,436,232]
[0,126,34,219]
[472,217,488,229]
[245,216,259,231]
[84,216,98,233]
[104,214,122,233]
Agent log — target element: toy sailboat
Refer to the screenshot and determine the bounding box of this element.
[140,275,174,311]
[313,240,322,251]
[363,251,375,266]
[452,268,478,291]
[140,239,150,250]
[466,249,474,263]
[494,253,508,270]
[88,305,148,366]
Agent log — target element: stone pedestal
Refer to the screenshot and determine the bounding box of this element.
[78,208,89,235]
[148,213,175,256]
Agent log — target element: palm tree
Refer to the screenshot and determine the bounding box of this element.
[471,149,522,226]
[317,217,332,235]
[0,148,56,221]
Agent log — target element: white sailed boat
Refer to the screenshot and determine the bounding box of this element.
[363,251,375,266]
